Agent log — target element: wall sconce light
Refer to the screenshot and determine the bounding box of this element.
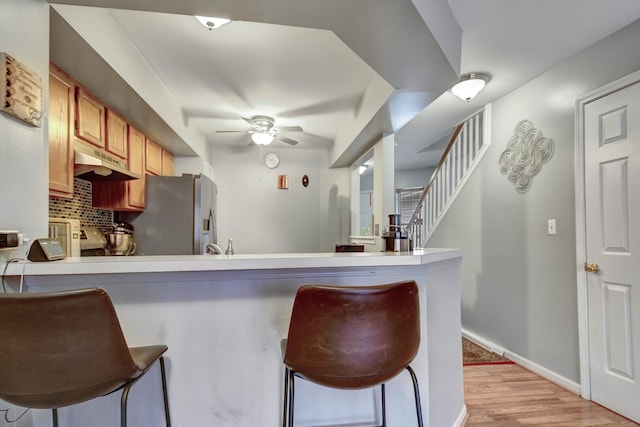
[451,72,490,102]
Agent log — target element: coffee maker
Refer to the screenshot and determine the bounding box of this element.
[382,214,413,252]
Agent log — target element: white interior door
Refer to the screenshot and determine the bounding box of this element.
[584,80,640,421]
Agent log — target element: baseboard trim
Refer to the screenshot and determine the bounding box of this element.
[461,329,581,395]
[453,404,468,427]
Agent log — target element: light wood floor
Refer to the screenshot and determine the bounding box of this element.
[464,363,639,426]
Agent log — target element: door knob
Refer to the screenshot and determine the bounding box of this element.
[585,262,600,273]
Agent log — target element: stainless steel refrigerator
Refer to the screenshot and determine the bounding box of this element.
[121,174,217,255]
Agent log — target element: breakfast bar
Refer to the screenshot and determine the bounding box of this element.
[3,249,465,427]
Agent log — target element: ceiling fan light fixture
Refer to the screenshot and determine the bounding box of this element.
[251,131,275,145]
[195,16,231,30]
[451,72,490,102]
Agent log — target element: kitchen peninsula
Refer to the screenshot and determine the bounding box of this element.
[3,249,465,427]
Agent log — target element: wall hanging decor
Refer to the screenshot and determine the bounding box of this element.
[498,119,554,193]
[278,175,288,189]
[1,52,42,127]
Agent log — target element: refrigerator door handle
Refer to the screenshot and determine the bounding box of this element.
[209,208,217,244]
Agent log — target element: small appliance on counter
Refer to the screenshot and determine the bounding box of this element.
[79,227,107,256]
[105,222,136,256]
[48,218,81,257]
[382,214,413,252]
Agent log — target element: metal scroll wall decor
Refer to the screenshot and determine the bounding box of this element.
[498,119,555,193]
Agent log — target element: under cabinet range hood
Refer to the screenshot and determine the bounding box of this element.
[73,141,140,181]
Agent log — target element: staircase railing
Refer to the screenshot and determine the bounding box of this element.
[405,105,491,247]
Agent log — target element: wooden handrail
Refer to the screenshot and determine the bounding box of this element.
[404,122,465,231]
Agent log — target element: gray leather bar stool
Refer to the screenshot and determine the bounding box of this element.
[0,288,171,427]
[281,280,423,426]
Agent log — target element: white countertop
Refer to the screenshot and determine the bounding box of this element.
[2,248,462,276]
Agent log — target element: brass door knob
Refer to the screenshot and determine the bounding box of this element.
[585,263,600,273]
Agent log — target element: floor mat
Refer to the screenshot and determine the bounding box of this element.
[463,337,514,366]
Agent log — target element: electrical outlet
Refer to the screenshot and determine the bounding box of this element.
[547,219,557,235]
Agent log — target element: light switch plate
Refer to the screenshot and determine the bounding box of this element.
[547,219,557,235]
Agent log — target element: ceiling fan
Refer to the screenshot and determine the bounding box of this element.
[216,115,303,146]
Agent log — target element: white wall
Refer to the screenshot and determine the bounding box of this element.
[212,145,350,254]
[0,0,50,262]
[395,167,434,189]
[428,19,640,382]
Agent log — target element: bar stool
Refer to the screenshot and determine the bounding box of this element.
[0,288,171,427]
[281,280,423,427]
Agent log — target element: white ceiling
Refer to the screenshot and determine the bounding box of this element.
[49,0,640,170]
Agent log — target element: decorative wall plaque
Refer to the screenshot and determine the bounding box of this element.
[498,119,554,193]
[1,52,42,127]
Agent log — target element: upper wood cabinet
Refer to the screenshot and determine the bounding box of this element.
[145,137,163,175]
[162,149,174,176]
[105,109,128,159]
[75,86,106,148]
[92,126,146,211]
[49,65,75,199]
[127,126,146,209]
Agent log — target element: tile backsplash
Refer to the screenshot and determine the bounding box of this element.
[49,178,113,231]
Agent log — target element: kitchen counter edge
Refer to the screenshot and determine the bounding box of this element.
[2,248,462,276]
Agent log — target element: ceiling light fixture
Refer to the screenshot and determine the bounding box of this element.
[358,165,368,175]
[251,130,275,146]
[451,72,490,102]
[195,16,231,30]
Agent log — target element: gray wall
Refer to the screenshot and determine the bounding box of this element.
[0,0,50,261]
[428,19,640,382]
[212,145,350,254]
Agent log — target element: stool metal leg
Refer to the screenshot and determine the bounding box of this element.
[51,408,58,427]
[380,383,386,427]
[282,368,290,427]
[120,358,171,427]
[121,381,132,427]
[159,356,171,427]
[287,369,295,427]
[406,366,424,427]
[285,369,422,427]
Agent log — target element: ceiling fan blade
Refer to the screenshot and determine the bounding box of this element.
[242,117,256,126]
[280,136,299,146]
[278,125,303,133]
[215,130,246,133]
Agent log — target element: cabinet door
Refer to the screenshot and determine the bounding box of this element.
[145,137,163,175]
[76,86,105,148]
[128,127,146,209]
[106,109,128,159]
[49,65,74,198]
[162,149,174,176]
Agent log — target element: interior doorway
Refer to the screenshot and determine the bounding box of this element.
[576,69,640,422]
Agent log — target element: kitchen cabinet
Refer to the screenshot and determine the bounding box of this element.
[92,126,146,211]
[162,149,174,176]
[48,65,75,199]
[105,109,128,159]
[75,87,106,149]
[127,126,146,208]
[145,138,163,175]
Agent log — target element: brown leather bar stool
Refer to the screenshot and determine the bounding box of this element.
[281,280,423,427]
[0,288,171,427]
